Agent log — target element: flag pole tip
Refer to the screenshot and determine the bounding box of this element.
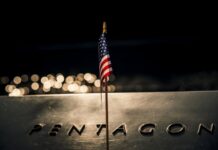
[103,21,107,33]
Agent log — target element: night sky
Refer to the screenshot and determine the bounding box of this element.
[2,3,218,91]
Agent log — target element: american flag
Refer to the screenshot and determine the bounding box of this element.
[98,32,113,81]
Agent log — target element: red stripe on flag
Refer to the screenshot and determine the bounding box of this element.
[101,64,112,76]
[101,68,112,79]
[101,70,112,80]
[100,61,111,73]
[99,56,110,70]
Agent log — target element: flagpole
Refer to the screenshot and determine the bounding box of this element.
[102,21,109,150]
[105,78,109,150]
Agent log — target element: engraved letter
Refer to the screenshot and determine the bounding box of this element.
[138,123,155,136]
[96,124,106,136]
[112,124,127,136]
[68,124,85,136]
[197,123,215,135]
[166,123,185,135]
[49,124,62,136]
[29,123,46,135]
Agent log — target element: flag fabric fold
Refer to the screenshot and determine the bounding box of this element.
[98,32,113,81]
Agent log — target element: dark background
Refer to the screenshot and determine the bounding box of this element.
[1,3,218,92]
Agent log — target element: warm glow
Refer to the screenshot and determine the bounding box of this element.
[43,86,50,92]
[54,81,62,89]
[13,76,22,85]
[68,83,79,92]
[92,86,101,92]
[76,73,84,82]
[19,88,25,95]
[31,74,39,82]
[75,80,81,85]
[47,74,55,80]
[5,85,16,93]
[31,82,39,90]
[9,88,21,97]
[94,79,101,87]
[41,76,48,84]
[88,86,92,92]
[84,73,92,81]
[107,85,111,92]
[1,72,115,96]
[65,76,74,84]
[56,73,65,83]
[80,85,89,93]
[23,87,30,94]
[49,79,55,87]
[43,81,52,89]
[62,83,69,91]
[84,73,96,83]
[110,85,116,92]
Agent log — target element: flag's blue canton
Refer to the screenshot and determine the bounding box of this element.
[98,33,108,62]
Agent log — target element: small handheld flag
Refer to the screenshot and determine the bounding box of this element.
[98,21,112,150]
[98,22,113,81]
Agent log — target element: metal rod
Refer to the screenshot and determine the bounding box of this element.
[105,79,109,150]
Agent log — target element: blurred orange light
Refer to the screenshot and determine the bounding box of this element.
[43,81,52,89]
[41,76,48,84]
[80,85,89,93]
[54,81,62,89]
[65,76,74,84]
[56,73,65,83]
[31,74,40,82]
[31,82,39,90]
[94,79,101,87]
[5,85,16,93]
[43,86,50,92]
[68,83,79,92]
[76,73,84,82]
[13,76,22,85]
[62,83,69,92]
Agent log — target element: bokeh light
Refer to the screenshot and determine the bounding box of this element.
[31,82,39,91]
[0,76,9,84]
[56,73,65,83]
[94,79,101,87]
[13,76,22,85]
[80,85,89,93]
[65,76,74,84]
[9,88,21,97]
[68,83,79,92]
[54,81,62,89]
[62,83,69,92]
[19,88,25,95]
[1,72,115,96]
[23,87,30,95]
[21,74,28,82]
[31,74,40,82]
[76,73,84,82]
[47,74,55,80]
[41,76,48,84]
[5,85,16,93]
[84,73,96,83]
[44,81,52,89]
[43,86,50,93]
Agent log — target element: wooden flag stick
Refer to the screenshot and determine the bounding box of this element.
[103,21,107,33]
[102,21,109,150]
[105,78,109,150]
